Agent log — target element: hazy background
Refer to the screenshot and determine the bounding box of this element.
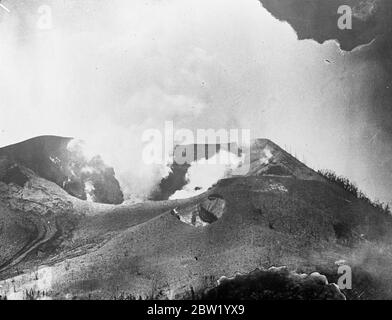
[0,0,391,203]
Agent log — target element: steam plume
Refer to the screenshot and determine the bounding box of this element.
[0,0,390,203]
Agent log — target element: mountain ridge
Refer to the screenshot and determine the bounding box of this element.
[1,135,392,299]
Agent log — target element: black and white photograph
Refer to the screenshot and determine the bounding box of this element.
[1,0,392,308]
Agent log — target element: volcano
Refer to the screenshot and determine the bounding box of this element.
[1,136,392,300]
[151,139,322,200]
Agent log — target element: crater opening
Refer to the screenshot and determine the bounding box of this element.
[171,194,226,227]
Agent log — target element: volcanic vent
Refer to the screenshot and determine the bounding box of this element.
[152,139,323,201]
[0,136,123,204]
[171,194,226,227]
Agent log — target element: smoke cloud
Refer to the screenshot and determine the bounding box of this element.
[0,0,390,203]
[170,150,243,200]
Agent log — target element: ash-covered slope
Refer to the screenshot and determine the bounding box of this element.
[0,136,123,204]
[0,164,78,275]
[1,138,392,300]
[246,139,323,181]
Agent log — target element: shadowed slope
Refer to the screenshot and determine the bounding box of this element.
[0,136,123,204]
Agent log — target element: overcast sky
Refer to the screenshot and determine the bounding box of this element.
[0,0,391,203]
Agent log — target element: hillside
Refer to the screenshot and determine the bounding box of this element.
[1,136,392,300]
[0,136,123,204]
[152,139,322,200]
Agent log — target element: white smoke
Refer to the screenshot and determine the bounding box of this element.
[170,150,243,200]
[0,0,387,202]
[84,180,96,202]
[260,148,273,165]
